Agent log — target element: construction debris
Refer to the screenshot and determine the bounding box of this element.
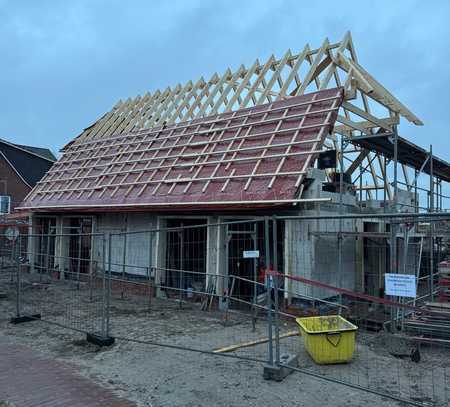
[438,262,450,302]
[404,302,450,339]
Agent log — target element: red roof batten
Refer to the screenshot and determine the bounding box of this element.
[21,88,344,212]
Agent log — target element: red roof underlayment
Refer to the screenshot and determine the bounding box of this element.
[21,88,344,212]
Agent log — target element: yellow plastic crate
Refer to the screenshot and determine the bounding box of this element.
[296,315,357,365]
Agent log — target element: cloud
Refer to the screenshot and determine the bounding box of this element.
[1,0,449,164]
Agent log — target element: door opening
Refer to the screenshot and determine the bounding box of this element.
[226,220,284,307]
[67,218,93,276]
[164,219,207,297]
[35,217,56,273]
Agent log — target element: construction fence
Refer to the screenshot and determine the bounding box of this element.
[1,213,450,406]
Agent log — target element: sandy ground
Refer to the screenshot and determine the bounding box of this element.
[1,271,449,407]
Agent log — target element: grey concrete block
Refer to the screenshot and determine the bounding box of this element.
[263,353,298,381]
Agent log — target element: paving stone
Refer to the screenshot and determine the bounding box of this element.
[0,342,135,407]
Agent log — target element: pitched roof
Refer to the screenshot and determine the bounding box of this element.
[70,34,421,150]
[13,143,56,162]
[0,139,56,187]
[20,88,344,211]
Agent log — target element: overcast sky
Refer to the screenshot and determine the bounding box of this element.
[2,0,449,161]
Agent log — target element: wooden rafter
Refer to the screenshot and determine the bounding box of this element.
[23,89,343,209]
[61,31,424,201]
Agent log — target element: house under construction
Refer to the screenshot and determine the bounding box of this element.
[18,32,450,305]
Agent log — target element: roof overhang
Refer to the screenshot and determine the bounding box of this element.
[18,197,331,213]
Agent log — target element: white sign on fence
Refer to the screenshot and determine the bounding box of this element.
[243,250,260,259]
[385,273,417,298]
[5,226,19,241]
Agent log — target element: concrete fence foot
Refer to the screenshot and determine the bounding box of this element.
[10,314,41,324]
[86,332,115,347]
[263,353,298,381]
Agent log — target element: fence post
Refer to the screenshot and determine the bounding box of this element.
[14,237,20,318]
[147,267,152,310]
[272,216,280,365]
[86,232,114,346]
[389,217,397,332]
[106,233,112,337]
[264,216,274,365]
[430,222,434,301]
[400,224,408,330]
[89,259,94,302]
[179,229,184,309]
[121,232,127,299]
[76,233,82,289]
[39,233,43,282]
[148,231,153,310]
[45,233,50,277]
[101,233,107,338]
[252,223,257,331]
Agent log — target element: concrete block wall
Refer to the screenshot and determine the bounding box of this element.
[94,212,157,276]
[124,213,156,276]
[284,209,357,301]
[94,213,125,274]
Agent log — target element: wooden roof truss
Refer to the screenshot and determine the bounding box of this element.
[65,32,425,203]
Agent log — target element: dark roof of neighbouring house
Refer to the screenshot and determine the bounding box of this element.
[0,138,56,187]
[13,143,57,162]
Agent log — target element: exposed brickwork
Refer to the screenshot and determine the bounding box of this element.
[0,341,135,406]
[0,155,31,211]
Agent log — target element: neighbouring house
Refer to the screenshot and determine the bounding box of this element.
[0,138,55,217]
[0,138,55,246]
[18,33,450,304]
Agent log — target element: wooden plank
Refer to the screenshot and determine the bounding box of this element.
[336,115,371,135]
[146,84,183,128]
[256,50,292,104]
[224,60,260,111]
[181,73,219,121]
[213,330,298,353]
[277,44,310,99]
[319,31,351,90]
[341,101,396,131]
[209,65,246,115]
[46,99,340,173]
[159,80,197,124]
[345,149,369,176]
[268,92,317,188]
[239,55,276,108]
[196,68,233,117]
[294,38,329,95]
[164,78,207,124]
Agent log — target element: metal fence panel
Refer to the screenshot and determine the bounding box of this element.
[2,213,450,406]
